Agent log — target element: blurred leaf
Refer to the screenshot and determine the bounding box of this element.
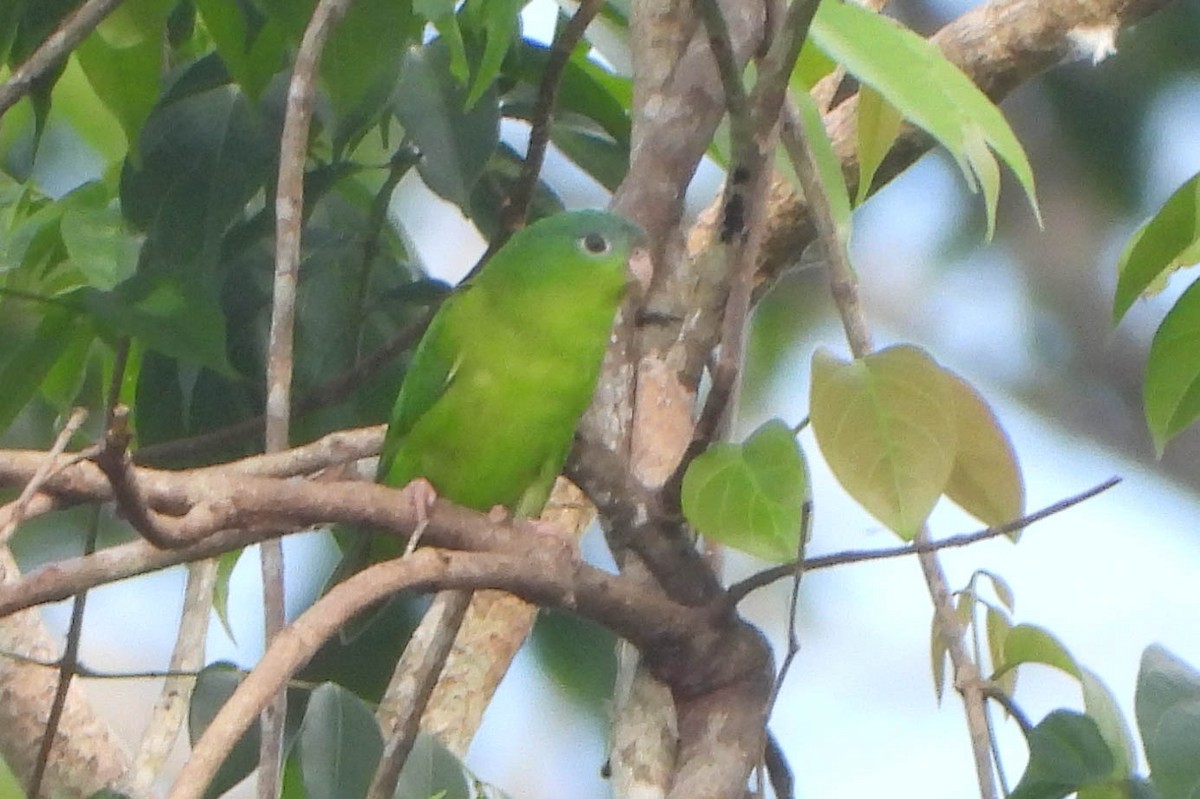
[994,623,1080,681]
[556,0,630,74]
[121,78,274,281]
[295,684,382,799]
[973,569,1015,611]
[505,39,631,146]
[809,344,957,539]
[854,85,902,205]
[791,85,850,241]
[1114,172,1200,323]
[1136,645,1200,799]
[681,418,809,563]
[1143,277,1200,454]
[985,605,1017,697]
[0,306,78,435]
[1010,711,1115,799]
[195,0,288,101]
[930,612,949,703]
[212,548,243,642]
[550,125,626,191]
[59,185,143,291]
[462,0,526,107]
[532,609,616,709]
[39,317,97,412]
[395,39,500,210]
[1081,668,1137,781]
[75,33,161,152]
[189,663,260,799]
[811,0,1039,236]
[322,0,419,154]
[393,732,472,799]
[942,369,1024,528]
[82,273,234,375]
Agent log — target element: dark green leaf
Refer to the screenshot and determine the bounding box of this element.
[121,78,274,282]
[82,272,234,375]
[395,39,500,209]
[0,306,79,435]
[469,143,563,239]
[1010,711,1115,799]
[532,609,616,709]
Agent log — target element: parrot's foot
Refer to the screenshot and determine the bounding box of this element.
[401,478,439,556]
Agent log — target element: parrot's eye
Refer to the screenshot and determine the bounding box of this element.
[580,232,611,255]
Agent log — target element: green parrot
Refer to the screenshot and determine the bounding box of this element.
[376,210,644,525]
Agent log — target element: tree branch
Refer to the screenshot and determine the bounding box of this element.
[0,0,126,118]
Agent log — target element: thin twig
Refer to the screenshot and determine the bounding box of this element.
[501,0,604,239]
[726,476,1121,603]
[28,506,100,799]
[264,0,357,791]
[0,0,126,118]
[0,408,88,545]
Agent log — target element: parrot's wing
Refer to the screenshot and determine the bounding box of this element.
[377,290,469,480]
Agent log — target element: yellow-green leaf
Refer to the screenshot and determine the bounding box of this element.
[943,370,1025,529]
[809,344,958,539]
[681,419,810,563]
[994,623,1080,681]
[855,85,902,206]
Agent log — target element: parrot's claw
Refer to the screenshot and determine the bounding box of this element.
[486,504,511,524]
[401,478,439,556]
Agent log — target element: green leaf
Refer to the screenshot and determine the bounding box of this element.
[1114,172,1200,323]
[395,39,500,210]
[854,85,903,206]
[462,0,526,108]
[295,684,383,799]
[212,548,244,643]
[810,0,1039,235]
[321,0,419,153]
[195,0,288,100]
[791,84,851,241]
[75,33,161,152]
[1010,711,1116,799]
[994,623,1080,681]
[0,307,79,435]
[81,273,234,375]
[809,344,958,539]
[1143,278,1200,454]
[1136,645,1200,799]
[681,419,809,563]
[942,369,1025,528]
[59,186,143,291]
[986,605,1017,697]
[121,79,274,281]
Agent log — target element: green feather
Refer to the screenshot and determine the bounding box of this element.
[376,210,644,518]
